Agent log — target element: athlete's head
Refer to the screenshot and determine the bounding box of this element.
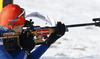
[0,4,25,27]
[0,4,25,33]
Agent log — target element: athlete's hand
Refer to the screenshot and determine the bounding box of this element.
[45,22,66,46]
[19,31,35,53]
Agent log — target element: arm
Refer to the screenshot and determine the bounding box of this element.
[0,38,13,59]
[29,22,66,59]
[29,45,49,59]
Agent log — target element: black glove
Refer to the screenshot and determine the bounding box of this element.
[19,31,35,53]
[45,22,66,46]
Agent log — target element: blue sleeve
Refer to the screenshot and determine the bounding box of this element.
[14,50,28,59]
[29,45,49,59]
[0,37,28,59]
[0,38,13,59]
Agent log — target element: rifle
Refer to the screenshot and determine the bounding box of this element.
[22,18,100,44]
[1,18,100,46]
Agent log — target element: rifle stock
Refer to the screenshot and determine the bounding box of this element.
[31,28,55,43]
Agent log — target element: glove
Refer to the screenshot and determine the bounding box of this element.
[19,31,35,53]
[45,22,66,46]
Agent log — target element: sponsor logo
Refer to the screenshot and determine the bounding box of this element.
[8,19,20,21]
[37,29,50,35]
[3,33,14,36]
[9,23,20,25]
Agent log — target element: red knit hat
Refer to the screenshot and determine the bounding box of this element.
[0,4,25,27]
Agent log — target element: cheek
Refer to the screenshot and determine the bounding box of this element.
[12,25,24,33]
[18,27,23,33]
[14,27,22,33]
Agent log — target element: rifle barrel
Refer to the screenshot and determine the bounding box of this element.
[66,22,99,28]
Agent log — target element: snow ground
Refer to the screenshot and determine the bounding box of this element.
[14,0,100,59]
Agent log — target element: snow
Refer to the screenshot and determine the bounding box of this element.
[14,0,100,59]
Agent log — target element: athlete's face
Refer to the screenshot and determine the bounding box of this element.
[11,25,24,33]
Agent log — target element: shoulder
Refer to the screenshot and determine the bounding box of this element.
[0,26,14,36]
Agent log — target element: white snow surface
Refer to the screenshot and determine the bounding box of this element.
[14,0,100,59]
